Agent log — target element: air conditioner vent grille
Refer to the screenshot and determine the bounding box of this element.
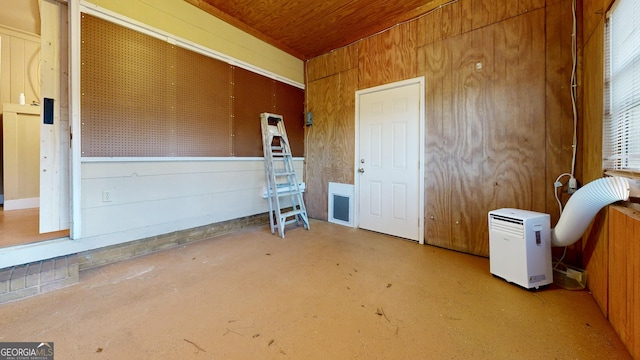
[490,214,523,225]
[490,214,525,238]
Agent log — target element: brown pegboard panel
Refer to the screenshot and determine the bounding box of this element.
[81,13,302,158]
[81,13,172,157]
[232,66,275,157]
[175,47,232,156]
[275,82,305,157]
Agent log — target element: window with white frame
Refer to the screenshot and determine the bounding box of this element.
[604,0,640,172]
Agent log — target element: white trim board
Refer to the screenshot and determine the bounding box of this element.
[3,198,39,211]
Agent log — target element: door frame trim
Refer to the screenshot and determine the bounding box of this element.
[354,76,425,244]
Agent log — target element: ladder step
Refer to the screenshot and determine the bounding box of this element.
[273,171,296,176]
[273,219,299,229]
[281,208,307,219]
[277,190,303,197]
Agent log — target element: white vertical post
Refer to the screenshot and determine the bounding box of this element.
[69,0,82,239]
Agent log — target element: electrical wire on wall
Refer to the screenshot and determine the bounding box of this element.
[553,0,579,216]
[552,0,579,268]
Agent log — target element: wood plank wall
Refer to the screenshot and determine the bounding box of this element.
[608,206,640,359]
[581,0,640,358]
[581,0,609,315]
[306,0,575,257]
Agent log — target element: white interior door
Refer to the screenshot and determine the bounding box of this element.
[356,78,424,242]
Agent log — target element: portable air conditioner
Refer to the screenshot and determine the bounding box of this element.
[488,208,552,289]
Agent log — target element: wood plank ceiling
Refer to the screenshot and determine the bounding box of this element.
[185,0,453,60]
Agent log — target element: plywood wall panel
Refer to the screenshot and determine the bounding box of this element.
[416,7,442,47]
[582,214,609,315]
[582,21,604,185]
[307,44,358,82]
[307,52,332,82]
[421,11,549,257]
[419,35,452,248]
[416,1,463,47]
[460,0,545,34]
[337,69,358,176]
[580,0,612,318]
[307,1,573,259]
[358,21,417,90]
[460,0,474,34]
[608,206,640,359]
[336,44,359,73]
[609,207,628,344]
[449,27,490,255]
[583,0,610,45]
[305,74,337,219]
[520,0,546,13]
[581,19,607,311]
[305,68,357,220]
[492,10,546,212]
[545,0,575,226]
[440,0,463,40]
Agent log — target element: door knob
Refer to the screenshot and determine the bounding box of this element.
[358,168,365,173]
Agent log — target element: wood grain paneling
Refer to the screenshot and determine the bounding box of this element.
[307,44,358,82]
[308,1,572,259]
[581,4,640,356]
[419,28,452,249]
[582,16,605,184]
[488,10,546,214]
[582,210,609,314]
[416,0,463,47]
[305,68,357,219]
[581,11,609,316]
[608,206,640,359]
[583,0,612,45]
[545,0,576,226]
[460,0,544,34]
[419,9,546,256]
[447,27,487,254]
[358,21,417,90]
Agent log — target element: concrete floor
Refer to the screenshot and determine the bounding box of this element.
[0,220,631,359]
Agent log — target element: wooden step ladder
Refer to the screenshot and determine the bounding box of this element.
[261,112,310,238]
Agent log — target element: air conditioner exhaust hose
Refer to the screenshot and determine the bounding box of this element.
[551,177,630,247]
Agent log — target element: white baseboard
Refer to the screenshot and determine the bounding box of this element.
[3,197,39,210]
